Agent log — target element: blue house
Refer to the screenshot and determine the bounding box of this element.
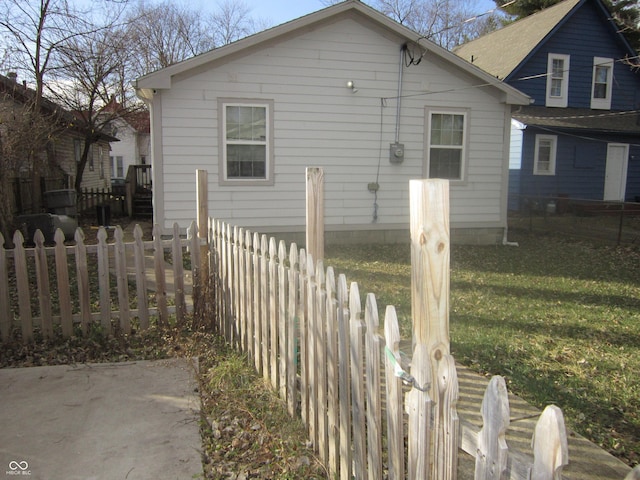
[456,0,640,208]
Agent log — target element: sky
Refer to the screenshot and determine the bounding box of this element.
[197,0,500,29]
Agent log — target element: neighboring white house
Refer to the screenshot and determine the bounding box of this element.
[107,109,150,181]
[135,0,530,244]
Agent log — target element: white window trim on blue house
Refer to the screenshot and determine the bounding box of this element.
[546,53,570,108]
[591,57,613,110]
[533,134,557,175]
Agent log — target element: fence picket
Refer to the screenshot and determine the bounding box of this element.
[298,248,308,426]
[384,306,404,480]
[475,375,510,480]
[406,343,433,480]
[173,223,186,325]
[286,243,299,416]
[234,226,241,349]
[244,230,254,362]
[260,234,269,382]
[337,273,352,480]
[133,224,149,330]
[238,228,247,353]
[0,233,11,340]
[269,237,278,390]
[306,253,317,447]
[54,229,74,337]
[34,230,53,338]
[97,227,111,331]
[252,231,261,373]
[365,293,383,480]
[74,229,91,335]
[316,260,328,465]
[278,240,288,402]
[349,282,366,478]
[325,267,340,478]
[153,224,168,325]
[114,226,130,334]
[435,354,459,480]
[531,405,568,480]
[13,230,32,341]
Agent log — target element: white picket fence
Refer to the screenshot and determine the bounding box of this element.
[0,223,197,341]
[208,218,571,479]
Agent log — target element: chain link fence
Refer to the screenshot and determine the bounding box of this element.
[508,195,640,246]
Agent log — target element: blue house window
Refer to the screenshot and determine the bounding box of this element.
[534,135,557,175]
[591,57,613,110]
[219,98,274,186]
[546,54,569,108]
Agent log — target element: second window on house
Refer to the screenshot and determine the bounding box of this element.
[546,53,570,108]
[219,99,273,185]
[533,134,557,175]
[426,110,467,181]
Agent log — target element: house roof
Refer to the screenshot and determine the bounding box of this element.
[514,105,640,134]
[101,95,150,134]
[454,0,636,81]
[0,73,118,142]
[135,0,530,106]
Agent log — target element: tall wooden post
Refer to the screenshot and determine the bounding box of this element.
[409,179,453,478]
[306,167,324,263]
[410,178,450,362]
[196,170,209,280]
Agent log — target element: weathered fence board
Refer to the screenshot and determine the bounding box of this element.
[2,223,196,341]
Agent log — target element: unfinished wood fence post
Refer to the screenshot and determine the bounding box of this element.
[409,178,451,478]
[306,167,324,263]
[196,170,209,282]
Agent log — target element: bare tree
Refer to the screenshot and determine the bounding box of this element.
[124,1,215,79]
[0,0,130,231]
[320,0,500,49]
[50,22,141,193]
[209,0,259,46]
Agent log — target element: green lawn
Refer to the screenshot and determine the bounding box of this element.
[325,231,640,466]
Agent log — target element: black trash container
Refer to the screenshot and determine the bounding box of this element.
[96,204,111,227]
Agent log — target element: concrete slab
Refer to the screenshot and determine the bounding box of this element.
[0,359,201,480]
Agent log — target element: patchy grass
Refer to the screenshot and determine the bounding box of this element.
[0,323,325,479]
[325,230,640,466]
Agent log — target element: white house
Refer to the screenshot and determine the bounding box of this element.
[107,110,150,181]
[134,0,530,244]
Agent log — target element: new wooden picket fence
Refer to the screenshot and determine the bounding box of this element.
[207,217,573,480]
[0,222,198,341]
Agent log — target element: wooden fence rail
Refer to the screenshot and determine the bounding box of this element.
[208,217,575,480]
[78,188,126,218]
[0,222,198,341]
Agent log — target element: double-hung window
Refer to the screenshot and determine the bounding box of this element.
[425,110,467,181]
[219,99,274,185]
[533,135,557,175]
[591,57,613,110]
[546,53,570,107]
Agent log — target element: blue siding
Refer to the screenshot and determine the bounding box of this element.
[507,0,640,110]
[516,127,640,202]
[506,0,640,209]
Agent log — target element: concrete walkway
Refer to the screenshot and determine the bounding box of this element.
[0,359,201,480]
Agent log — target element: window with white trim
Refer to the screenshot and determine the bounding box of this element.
[546,53,570,107]
[533,135,557,175]
[426,110,467,181]
[110,155,124,177]
[219,99,273,185]
[591,57,613,110]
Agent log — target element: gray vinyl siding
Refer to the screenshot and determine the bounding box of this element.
[154,16,511,234]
